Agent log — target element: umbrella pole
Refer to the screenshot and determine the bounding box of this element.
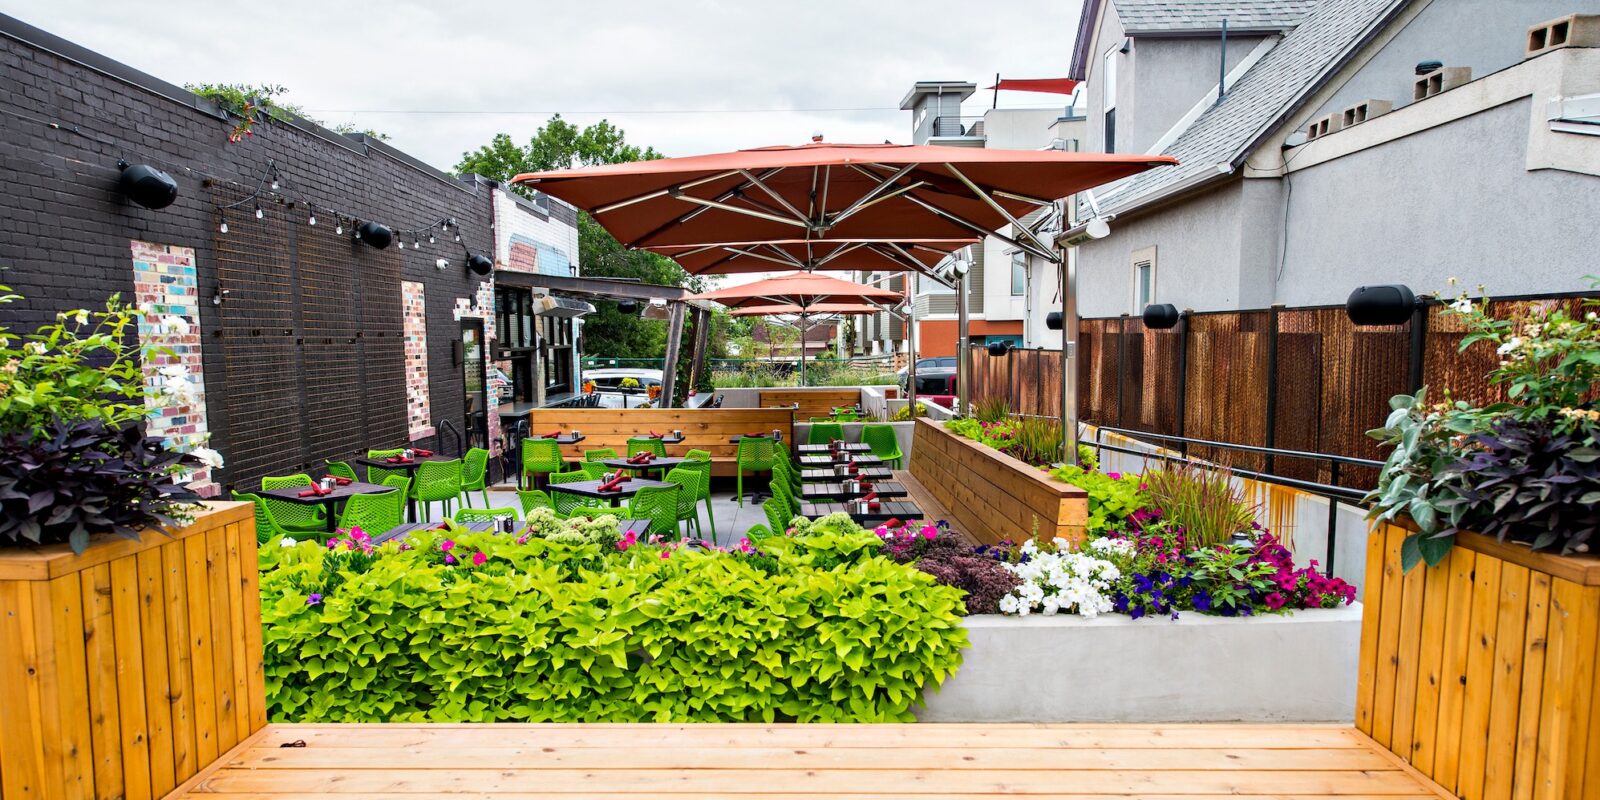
[957,272,970,416]
[799,314,809,387]
[1060,249,1080,465]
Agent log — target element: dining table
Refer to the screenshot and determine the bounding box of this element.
[798,500,923,526]
[632,432,686,444]
[798,454,885,468]
[795,443,872,455]
[600,456,692,473]
[728,433,784,444]
[259,480,396,533]
[355,454,457,521]
[373,517,653,545]
[549,477,675,507]
[800,466,893,482]
[800,481,909,502]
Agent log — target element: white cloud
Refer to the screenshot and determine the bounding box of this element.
[4,0,1084,169]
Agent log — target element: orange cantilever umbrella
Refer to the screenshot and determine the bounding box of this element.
[511,141,1175,259]
[726,302,882,317]
[647,238,976,276]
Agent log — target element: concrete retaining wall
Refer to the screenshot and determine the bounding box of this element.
[918,605,1361,723]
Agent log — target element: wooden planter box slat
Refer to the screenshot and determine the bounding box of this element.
[0,502,262,800]
[1358,520,1600,800]
[909,419,1087,545]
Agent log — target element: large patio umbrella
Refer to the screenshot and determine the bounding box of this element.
[648,238,976,276]
[729,302,882,367]
[511,142,1175,261]
[688,272,900,384]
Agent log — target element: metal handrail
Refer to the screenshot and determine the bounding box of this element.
[1094,425,1384,469]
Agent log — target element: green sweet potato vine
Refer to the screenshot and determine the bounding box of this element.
[259,527,967,723]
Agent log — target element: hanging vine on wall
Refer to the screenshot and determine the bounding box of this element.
[187,83,389,144]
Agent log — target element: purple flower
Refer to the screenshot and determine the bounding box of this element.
[444,554,456,565]
[306,593,323,606]
[1192,591,1212,612]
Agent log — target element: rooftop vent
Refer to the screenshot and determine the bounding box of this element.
[1413,67,1471,101]
[1341,99,1393,128]
[1526,14,1600,57]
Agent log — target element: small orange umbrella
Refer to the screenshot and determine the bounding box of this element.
[690,273,902,384]
[727,302,882,317]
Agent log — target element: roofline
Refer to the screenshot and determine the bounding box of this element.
[899,81,978,111]
[1121,25,1296,36]
[1068,0,1104,80]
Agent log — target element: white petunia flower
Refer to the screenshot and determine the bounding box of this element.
[188,446,225,469]
[279,536,297,547]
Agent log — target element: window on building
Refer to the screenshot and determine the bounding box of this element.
[1130,246,1156,313]
[1103,47,1119,154]
[1011,251,1027,296]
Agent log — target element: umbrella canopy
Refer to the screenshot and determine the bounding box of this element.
[687,271,902,310]
[511,142,1175,258]
[647,238,975,275]
[727,302,882,317]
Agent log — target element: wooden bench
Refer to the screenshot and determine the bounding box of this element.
[526,408,795,476]
[759,389,862,421]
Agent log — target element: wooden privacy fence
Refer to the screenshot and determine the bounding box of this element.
[967,293,1594,489]
[526,407,795,476]
[0,502,264,800]
[1358,521,1600,799]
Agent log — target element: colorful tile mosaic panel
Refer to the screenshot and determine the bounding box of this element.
[402,280,434,440]
[131,240,217,496]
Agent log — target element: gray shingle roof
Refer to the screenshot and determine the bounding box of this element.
[1114,0,1318,33]
[1098,0,1407,215]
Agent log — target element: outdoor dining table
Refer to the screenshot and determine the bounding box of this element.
[798,454,885,467]
[354,454,456,522]
[798,500,923,526]
[530,433,587,445]
[796,443,871,455]
[633,432,686,444]
[259,481,394,533]
[600,456,692,473]
[550,477,674,507]
[728,433,783,444]
[801,466,893,482]
[373,517,653,546]
[800,481,909,502]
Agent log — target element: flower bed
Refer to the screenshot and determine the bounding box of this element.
[259,512,967,723]
[908,418,1088,545]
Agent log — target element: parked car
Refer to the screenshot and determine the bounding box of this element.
[583,368,662,392]
[898,357,956,393]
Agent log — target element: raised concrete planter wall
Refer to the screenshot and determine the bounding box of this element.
[918,606,1362,723]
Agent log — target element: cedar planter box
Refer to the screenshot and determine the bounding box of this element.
[0,502,263,800]
[909,418,1087,546]
[1358,520,1600,799]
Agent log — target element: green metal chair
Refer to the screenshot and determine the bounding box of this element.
[664,466,704,539]
[682,452,716,542]
[233,491,293,544]
[627,437,667,458]
[735,436,777,507]
[260,474,328,533]
[580,448,620,479]
[365,448,409,486]
[624,484,680,537]
[585,448,619,462]
[771,476,798,520]
[413,459,463,521]
[335,480,407,537]
[860,424,904,470]
[773,456,801,496]
[521,439,565,490]
[516,489,554,516]
[325,461,359,482]
[453,506,520,525]
[547,469,603,518]
[808,422,844,445]
[458,447,491,508]
[763,495,792,533]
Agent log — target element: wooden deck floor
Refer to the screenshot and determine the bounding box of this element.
[169,723,1448,798]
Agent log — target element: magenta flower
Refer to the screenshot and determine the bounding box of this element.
[616,531,638,552]
[326,539,341,550]
[444,554,456,565]
[1107,472,1121,480]
[919,525,938,540]
[659,550,671,559]
[440,539,455,552]
[472,551,487,567]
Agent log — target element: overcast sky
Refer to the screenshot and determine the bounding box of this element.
[4,0,1086,171]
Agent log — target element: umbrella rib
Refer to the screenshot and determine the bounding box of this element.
[825,163,917,228]
[814,241,869,267]
[903,194,1056,263]
[629,168,784,246]
[761,243,809,269]
[592,169,742,215]
[669,193,810,230]
[943,163,1057,256]
[738,169,812,227]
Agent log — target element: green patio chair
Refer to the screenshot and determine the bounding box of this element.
[413,459,462,521]
[860,424,904,470]
[233,491,293,544]
[763,494,792,533]
[625,484,680,537]
[585,448,619,462]
[458,447,491,508]
[335,482,407,538]
[453,506,520,525]
[260,473,328,533]
[808,422,844,445]
[735,436,777,507]
[627,437,667,458]
[521,439,565,490]
[548,469,603,517]
[664,466,704,539]
[682,452,716,542]
[773,457,801,496]
[365,448,409,486]
[580,448,619,479]
[516,489,554,516]
[325,460,359,482]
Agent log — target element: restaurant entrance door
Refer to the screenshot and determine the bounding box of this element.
[460,320,489,451]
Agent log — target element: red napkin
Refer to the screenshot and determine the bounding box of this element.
[848,463,860,474]
[884,517,903,529]
[325,475,352,486]
[649,430,661,438]
[862,491,879,503]
[413,449,434,457]
[628,453,648,464]
[544,430,562,438]
[858,482,873,491]
[599,475,627,492]
[297,489,318,498]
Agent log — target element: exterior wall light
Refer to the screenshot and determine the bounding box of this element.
[1346,284,1417,326]
[1046,311,1064,330]
[1142,303,1181,329]
[467,254,494,275]
[356,222,393,249]
[986,340,1013,357]
[118,161,178,209]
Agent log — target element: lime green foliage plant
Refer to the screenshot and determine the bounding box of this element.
[891,402,927,422]
[1049,465,1149,537]
[260,521,967,723]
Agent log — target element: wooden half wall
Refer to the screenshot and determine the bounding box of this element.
[527,408,795,475]
[1357,521,1600,799]
[0,502,263,800]
[909,418,1087,546]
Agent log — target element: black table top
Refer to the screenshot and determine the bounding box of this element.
[800,481,908,501]
[796,443,872,455]
[355,454,455,470]
[800,466,893,482]
[600,457,692,472]
[260,481,394,504]
[631,433,686,444]
[799,500,923,525]
[549,477,674,500]
[798,454,885,467]
[729,433,784,443]
[527,434,587,445]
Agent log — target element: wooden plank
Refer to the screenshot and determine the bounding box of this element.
[1406,546,1451,772]
[37,575,94,799]
[0,502,252,581]
[180,795,1442,800]
[1431,548,1476,790]
[163,540,199,782]
[1369,524,1406,748]
[224,524,252,744]
[1532,579,1598,800]
[527,408,795,465]
[1481,562,1530,800]
[109,556,154,800]
[1454,550,1503,800]
[1452,529,1600,587]
[1355,524,1387,736]
[762,389,860,421]
[1512,572,1551,800]
[1388,550,1428,761]
[135,548,176,798]
[206,528,240,755]
[239,526,268,732]
[184,534,219,768]
[0,581,46,800]
[81,564,124,800]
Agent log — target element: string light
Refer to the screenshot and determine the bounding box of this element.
[255,203,263,219]
[335,219,343,235]
[308,205,317,226]
[219,210,228,234]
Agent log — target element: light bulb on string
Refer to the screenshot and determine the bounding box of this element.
[429,232,436,244]
[336,219,343,235]
[219,211,228,234]
[255,204,264,219]
[308,206,317,226]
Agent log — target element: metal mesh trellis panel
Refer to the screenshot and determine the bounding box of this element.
[298,216,368,466]
[1184,310,1270,472]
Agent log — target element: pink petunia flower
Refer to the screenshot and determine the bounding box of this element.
[919,525,938,540]
[1107,472,1121,480]
[616,532,637,552]
[440,539,455,552]
[472,551,487,567]
[660,550,671,559]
